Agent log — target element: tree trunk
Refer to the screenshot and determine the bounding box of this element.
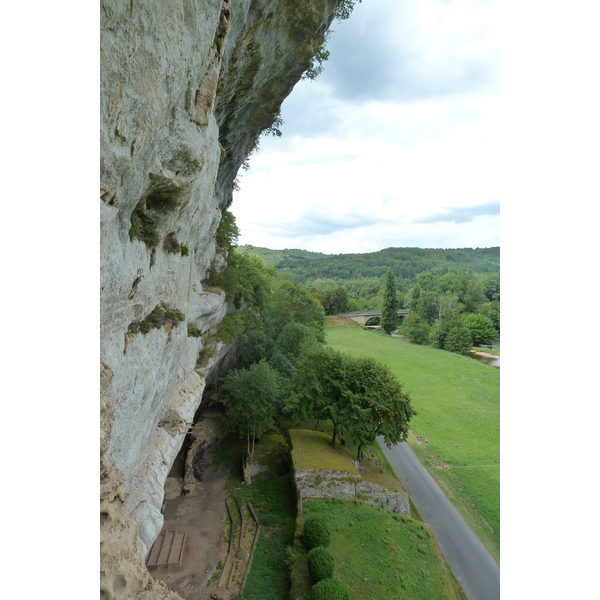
[331,423,337,446]
[314,417,320,431]
[357,444,362,460]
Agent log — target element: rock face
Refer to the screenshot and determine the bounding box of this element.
[100,1,342,598]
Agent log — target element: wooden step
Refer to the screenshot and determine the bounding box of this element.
[157,531,175,566]
[146,533,165,567]
[146,531,185,568]
[168,532,185,565]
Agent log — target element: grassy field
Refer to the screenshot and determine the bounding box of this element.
[325,323,500,561]
[301,499,467,600]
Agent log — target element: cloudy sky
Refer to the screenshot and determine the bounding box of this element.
[231,0,499,253]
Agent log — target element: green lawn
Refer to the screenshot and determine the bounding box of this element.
[289,429,358,473]
[301,499,467,600]
[325,326,500,560]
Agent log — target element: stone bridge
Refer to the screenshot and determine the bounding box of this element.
[337,309,409,326]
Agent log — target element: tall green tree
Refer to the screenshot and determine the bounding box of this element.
[292,347,415,454]
[381,270,399,334]
[221,360,279,462]
[344,356,415,459]
[291,347,352,446]
[263,280,326,342]
[331,286,349,315]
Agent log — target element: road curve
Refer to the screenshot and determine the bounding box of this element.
[377,437,500,600]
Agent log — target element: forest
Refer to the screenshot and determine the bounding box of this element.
[241,245,499,284]
[206,213,499,384]
[240,243,500,349]
[201,213,416,469]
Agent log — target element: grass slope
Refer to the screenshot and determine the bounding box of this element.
[302,499,467,600]
[325,326,500,560]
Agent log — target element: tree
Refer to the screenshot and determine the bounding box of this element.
[272,321,320,368]
[443,321,473,355]
[331,286,349,315]
[291,347,352,446]
[221,360,279,462]
[344,356,415,459]
[400,311,431,345]
[455,271,486,314]
[239,325,272,368]
[291,347,415,455]
[381,270,399,334]
[461,313,497,346]
[482,273,500,302]
[263,280,326,342]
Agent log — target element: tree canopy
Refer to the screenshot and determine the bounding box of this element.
[461,313,498,346]
[291,347,415,455]
[221,360,279,462]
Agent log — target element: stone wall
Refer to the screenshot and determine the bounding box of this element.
[294,468,411,517]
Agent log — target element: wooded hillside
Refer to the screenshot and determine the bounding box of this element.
[240,246,499,283]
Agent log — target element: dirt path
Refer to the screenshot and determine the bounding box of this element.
[148,444,237,600]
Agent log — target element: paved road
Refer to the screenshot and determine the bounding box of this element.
[377,437,500,600]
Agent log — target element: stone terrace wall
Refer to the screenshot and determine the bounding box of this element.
[294,468,411,517]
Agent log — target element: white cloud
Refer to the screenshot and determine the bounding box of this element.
[231,0,500,252]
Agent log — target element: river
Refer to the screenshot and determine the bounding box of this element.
[471,342,500,367]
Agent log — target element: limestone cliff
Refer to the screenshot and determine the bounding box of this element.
[100,1,342,598]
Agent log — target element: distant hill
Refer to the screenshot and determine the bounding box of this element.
[239,245,500,283]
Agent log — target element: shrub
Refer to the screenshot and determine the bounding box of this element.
[303,516,331,550]
[129,213,159,248]
[146,305,166,325]
[180,244,189,257]
[139,320,153,334]
[443,321,473,355]
[128,321,141,334]
[307,547,335,583]
[163,233,181,254]
[188,326,202,338]
[197,340,218,367]
[165,309,185,323]
[311,578,350,600]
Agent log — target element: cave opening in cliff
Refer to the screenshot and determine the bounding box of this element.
[166,381,224,490]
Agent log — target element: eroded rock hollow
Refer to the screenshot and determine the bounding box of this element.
[100,1,342,598]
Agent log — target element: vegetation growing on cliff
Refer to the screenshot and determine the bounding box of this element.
[127,304,186,336]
